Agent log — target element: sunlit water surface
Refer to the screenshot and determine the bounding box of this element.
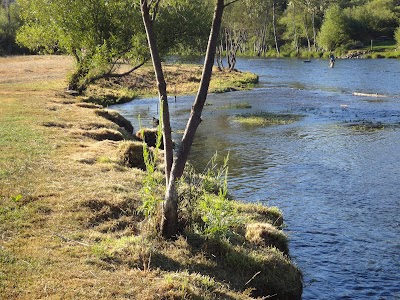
[112,58,400,299]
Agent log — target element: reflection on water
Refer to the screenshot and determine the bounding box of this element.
[112,58,400,299]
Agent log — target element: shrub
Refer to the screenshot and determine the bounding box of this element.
[394,26,400,47]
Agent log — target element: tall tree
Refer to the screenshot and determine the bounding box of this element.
[345,0,399,41]
[140,0,174,188]
[318,4,350,50]
[140,0,231,238]
[272,0,281,55]
[17,0,148,91]
[0,0,21,54]
[395,25,400,46]
[221,2,248,70]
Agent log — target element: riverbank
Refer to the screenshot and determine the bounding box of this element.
[0,55,301,299]
[236,39,399,60]
[83,62,259,107]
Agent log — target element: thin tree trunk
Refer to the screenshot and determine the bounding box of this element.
[291,2,299,53]
[272,1,280,56]
[261,26,267,56]
[140,0,174,186]
[225,28,232,70]
[220,39,224,69]
[311,9,317,51]
[161,0,225,238]
[302,12,311,52]
[261,4,269,56]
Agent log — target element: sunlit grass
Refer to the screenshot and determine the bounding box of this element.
[233,112,302,126]
[84,64,259,106]
[209,70,259,94]
[0,55,301,300]
[219,101,252,110]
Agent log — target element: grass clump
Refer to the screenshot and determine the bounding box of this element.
[234,202,284,227]
[245,223,289,254]
[220,101,252,110]
[210,70,259,94]
[94,109,134,134]
[233,111,302,126]
[82,85,138,107]
[117,141,146,169]
[192,154,243,239]
[346,122,386,132]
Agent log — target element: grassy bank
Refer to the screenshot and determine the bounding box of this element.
[0,55,301,299]
[237,39,400,60]
[83,63,259,106]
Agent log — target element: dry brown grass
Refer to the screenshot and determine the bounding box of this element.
[83,62,259,106]
[0,55,301,300]
[245,223,289,254]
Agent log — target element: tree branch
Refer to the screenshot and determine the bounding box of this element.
[103,60,147,78]
[86,60,147,84]
[224,0,240,8]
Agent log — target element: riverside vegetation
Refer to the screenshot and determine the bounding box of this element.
[0,55,302,299]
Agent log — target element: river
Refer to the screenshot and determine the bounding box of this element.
[112,58,400,299]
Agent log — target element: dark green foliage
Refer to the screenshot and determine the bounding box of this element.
[155,0,213,55]
[17,0,148,90]
[0,1,24,55]
[318,4,351,51]
[3,0,400,59]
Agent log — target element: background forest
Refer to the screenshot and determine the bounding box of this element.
[1,0,400,79]
[2,0,400,56]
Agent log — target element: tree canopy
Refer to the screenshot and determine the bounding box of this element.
[17,0,147,90]
[2,0,399,60]
[318,4,351,51]
[16,0,212,91]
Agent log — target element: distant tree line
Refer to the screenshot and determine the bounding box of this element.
[218,0,400,66]
[1,0,400,85]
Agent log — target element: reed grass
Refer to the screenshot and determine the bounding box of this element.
[233,111,302,126]
[219,101,252,109]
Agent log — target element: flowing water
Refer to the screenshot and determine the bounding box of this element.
[112,58,400,299]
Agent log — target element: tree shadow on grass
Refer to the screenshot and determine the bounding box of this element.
[150,233,302,300]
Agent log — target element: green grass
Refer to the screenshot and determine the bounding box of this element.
[209,71,259,94]
[365,39,397,52]
[233,112,303,126]
[0,99,51,202]
[219,101,252,110]
[345,40,400,58]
